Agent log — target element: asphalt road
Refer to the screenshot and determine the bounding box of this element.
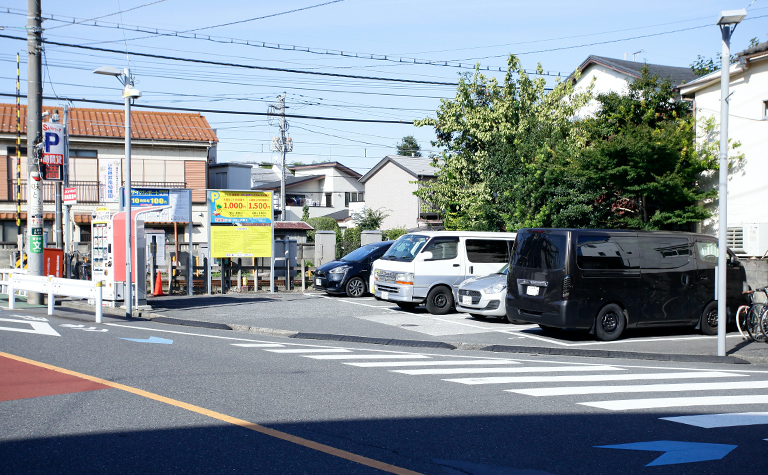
[2,306,768,474]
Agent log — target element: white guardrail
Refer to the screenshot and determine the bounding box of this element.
[0,269,103,323]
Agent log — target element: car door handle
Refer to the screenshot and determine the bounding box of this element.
[681,274,689,286]
[453,264,460,267]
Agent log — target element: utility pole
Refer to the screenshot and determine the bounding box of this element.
[268,94,292,221]
[63,104,70,278]
[52,110,62,249]
[26,0,44,304]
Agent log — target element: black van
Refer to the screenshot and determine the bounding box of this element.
[505,228,748,341]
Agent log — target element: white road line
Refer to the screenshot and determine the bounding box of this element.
[661,412,768,428]
[581,395,768,411]
[265,348,351,354]
[306,354,431,360]
[346,360,521,368]
[446,371,745,385]
[314,294,397,310]
[231,343,286,348]
[395,365,623,376]
[511,380,768,397]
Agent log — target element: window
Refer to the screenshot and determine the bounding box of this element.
[695,241,718,264]
[7,146,27,157]
[513,232,567,270]
[422,237,459,261]
[466,239,509,263]
[286,194,306,206]
[639,237,690,269]
[344,192,364,207]
[325,193,332,207]
[381,234,429,261]
[70,149,98,158]
[576,235,637,270]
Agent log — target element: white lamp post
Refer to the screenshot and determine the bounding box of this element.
[93,66,142,318]
[716,9,746,356]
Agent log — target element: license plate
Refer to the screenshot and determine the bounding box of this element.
[315,278,321,286]
[461,295,473,305]
[526,285,539,296]
[381,291,389,300]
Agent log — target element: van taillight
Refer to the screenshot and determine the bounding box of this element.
[562,275,572,300]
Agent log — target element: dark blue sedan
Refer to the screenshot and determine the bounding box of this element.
[314,240,394,297]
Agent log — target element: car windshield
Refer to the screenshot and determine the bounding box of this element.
[380,234,429,261]
[341,245,381,263]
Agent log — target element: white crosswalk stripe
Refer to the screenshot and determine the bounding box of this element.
[510,380,768,397]
[661,412,768,428]
[394,365,622,376]
[445,371,745,385]
[581,395,768,411]
[231,343,286,348]
[346,359,520,367]
[306,354,431,360]
[265,348,351,353]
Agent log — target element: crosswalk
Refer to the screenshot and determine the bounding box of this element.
[231,340,768,426]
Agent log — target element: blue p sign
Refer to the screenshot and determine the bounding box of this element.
[44,131,59,152]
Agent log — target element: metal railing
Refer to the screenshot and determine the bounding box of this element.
[4,180,186,203]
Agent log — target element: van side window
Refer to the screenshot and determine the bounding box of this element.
[639,238,691,269]
[423,237,459,261]
[695,241,718,265]
[466,239,509,263]
[576,235,637,269]
[513,232,566,270]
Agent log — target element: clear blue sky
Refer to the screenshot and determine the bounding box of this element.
[0,0,766,174]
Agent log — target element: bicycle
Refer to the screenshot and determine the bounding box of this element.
[736,287,768,341]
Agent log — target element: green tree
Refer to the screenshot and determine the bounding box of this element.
[691,37,759,76]
[352,207,389,230]
[414,55,592,231]
[396,135,422,157]
[382,226,408,241]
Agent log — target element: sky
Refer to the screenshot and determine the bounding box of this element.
[0,0,766,175]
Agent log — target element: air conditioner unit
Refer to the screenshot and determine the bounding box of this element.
[727,223,768,257]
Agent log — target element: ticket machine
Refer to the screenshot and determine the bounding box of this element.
[91,207,147,306]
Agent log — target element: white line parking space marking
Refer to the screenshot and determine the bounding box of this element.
[581,395,768,411]
[0,317,60,336]
[445,371,745,385]
[346,360,521,368]
[511,381,768,397]
[660,412,768,428]
[265,348,351,354]
[231,343,286,348]
[394,365,623,376]
[306,354,431,360]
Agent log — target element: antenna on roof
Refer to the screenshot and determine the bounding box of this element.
[632,49,644,62]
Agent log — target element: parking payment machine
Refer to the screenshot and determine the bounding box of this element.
[91,207,124,302]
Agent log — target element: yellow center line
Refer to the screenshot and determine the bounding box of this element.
[1,351,422,475]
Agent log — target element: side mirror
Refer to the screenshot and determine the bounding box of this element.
[420,251,434,261]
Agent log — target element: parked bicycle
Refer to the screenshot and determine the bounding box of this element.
[736,287,768,342]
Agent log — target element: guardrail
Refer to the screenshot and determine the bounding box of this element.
[3,272,103,323]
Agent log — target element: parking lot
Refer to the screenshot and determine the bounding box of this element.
[134,291,768,364]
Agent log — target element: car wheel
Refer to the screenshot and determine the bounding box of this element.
[700,301,718,335]
[470,313,487,319]
[426,286,454,315]
[345,277,366,298]
[396,302,418,311]
[595,303,626,341]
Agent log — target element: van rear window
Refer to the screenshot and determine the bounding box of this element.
[466,239,509,263]
[513,232,566,270]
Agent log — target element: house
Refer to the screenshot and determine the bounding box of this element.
[359,155,440,231]
[678,41,768,255]
[570,55,698,117]
[0,103,217,252]
[252,161,365,221]
[208,162,253,190]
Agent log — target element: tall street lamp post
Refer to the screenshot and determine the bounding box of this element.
[716,9,746,356]
[93,66,141,318]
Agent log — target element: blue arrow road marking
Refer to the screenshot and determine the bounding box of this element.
[120,336,173,344]
[596,440,736,466]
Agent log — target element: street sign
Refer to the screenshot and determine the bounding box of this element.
[63,187,77,205]
[41,122,65,181]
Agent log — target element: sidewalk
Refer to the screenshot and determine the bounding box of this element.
[51,292,768,366]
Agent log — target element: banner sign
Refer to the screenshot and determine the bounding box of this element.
[123,188,191,223]
[208,190,273,258]
[63,186,77,205]
[99,159,121,203]
[41,122,65,181]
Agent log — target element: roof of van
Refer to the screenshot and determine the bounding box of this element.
[404,231,517,238]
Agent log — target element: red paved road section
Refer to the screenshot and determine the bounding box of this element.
[0,355,110,402]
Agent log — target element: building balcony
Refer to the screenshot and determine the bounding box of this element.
[2,180,187,204]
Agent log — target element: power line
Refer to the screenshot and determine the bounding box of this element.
[183,0,345,33]
[46,0,168,30]
[0,93,416,124]
[0,34,459,86]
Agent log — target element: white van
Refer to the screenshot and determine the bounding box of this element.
[371,231,517,315]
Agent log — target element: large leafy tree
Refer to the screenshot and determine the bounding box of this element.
[414,55,591,231]
[395,135,422,156]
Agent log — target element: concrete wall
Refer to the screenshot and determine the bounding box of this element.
[363,162,419,230]
[744,259,768,298]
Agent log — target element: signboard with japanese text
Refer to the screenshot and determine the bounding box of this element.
[63,187,77,205]
[121,188,191,223]
[41,122,65,181]
[208,190,273,258]
[99,159,121,202]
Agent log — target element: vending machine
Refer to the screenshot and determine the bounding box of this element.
[91,207,148,306]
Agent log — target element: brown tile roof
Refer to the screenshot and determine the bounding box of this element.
[274,221,313,230]
[0,103,218,143]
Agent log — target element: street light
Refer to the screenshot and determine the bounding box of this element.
[716,9,746,357]
[93,66,141,318]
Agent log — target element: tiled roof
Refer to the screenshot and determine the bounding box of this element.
[0,103,218,142]
[571,55,698,87]
[289,161,362,179]
[359,155,438,183]
[274,221,313,230]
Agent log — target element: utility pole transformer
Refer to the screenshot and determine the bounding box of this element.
[26,0,44,304]
[268,94,292,221]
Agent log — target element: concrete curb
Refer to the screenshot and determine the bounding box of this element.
[53,300,759,365]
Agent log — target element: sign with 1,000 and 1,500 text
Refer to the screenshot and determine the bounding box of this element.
[209,190,272,258]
